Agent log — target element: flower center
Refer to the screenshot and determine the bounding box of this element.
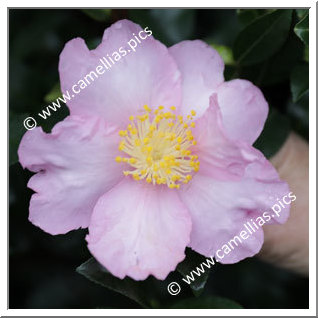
[115,105,200,189]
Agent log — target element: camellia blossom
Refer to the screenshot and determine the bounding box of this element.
[18,19,290,280]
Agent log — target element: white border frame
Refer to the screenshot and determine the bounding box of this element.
[3,1,316,316]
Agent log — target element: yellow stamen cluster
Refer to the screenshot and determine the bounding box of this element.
[115,105,200,189]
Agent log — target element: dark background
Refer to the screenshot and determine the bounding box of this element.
[9,9,309,309]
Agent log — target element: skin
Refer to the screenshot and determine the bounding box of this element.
[259,132,309,276]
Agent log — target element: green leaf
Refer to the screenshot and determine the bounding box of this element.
[77,257,170,309]
[259,31,304,86]
[304,45,309,62]
[296,9,308,20]
[209,44,234,65]
[290,63,309,102]
[237,9,261,26]
[177,248,212,297]
[44,82,61,103]
[238,30,304,86]
[254,108,290,158]
[81,9,111,22]
[294,13,309,46]
[233,9,292,66]
[129,9,195,46]
[287,92,309,139]
[170,296,243,309]
[236,9,274,27]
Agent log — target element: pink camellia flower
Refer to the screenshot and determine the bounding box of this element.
[18,19,290,280]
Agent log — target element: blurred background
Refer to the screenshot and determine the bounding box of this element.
[9,9,309,309]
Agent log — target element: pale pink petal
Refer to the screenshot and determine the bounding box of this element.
[179,150,290,262]
[240,146,290,225]
[192,94,250,181]
[18,115,123,235]
[87,178,191,280]
[59,19,182,126]
[213,211,264,264]
[216,79,269,145]
[169,40,224,117]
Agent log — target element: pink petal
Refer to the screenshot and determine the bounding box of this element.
[87,178,191,280]
[192,94,251,181]
[169,40,224,117]
[212,210,264,264]
[179,149,290,263]
[240,147,290,225]
[18,115,123,235]
[59,19,182,126]
[216,79,269,145]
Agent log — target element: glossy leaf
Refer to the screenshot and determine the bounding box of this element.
[177,248,213,297]
[77,258,154,308]
[296,9,308,20]
[259,31,304,86]
[171,296,243,309]
[287,92,309,139]
[294,13,309,46]
[76,257,182,309]
[238,30,304,86]
[304,45,309,62]
[290,63,309,102]
[253,108,290,158]
[233,9,292,66]
[81,9,111,22]
[236,9,274,27]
